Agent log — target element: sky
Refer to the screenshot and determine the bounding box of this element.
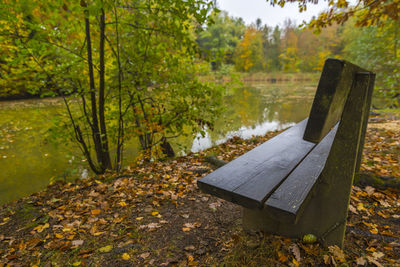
[217,0,330,27]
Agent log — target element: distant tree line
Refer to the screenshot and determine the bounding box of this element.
[197,12,344,73]
[196,11,399,107]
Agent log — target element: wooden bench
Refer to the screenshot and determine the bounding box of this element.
[197,59,375,247]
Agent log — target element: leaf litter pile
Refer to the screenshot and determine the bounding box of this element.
[0,117,399,266]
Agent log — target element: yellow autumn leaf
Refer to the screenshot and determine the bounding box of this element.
[151,211,159,216]
[119,201,127,207]
[122,253,130,260]
[34,223,49,233]
[369,228,379,234]
[357,203,366,211]
[91,209,101,215]
[72,262,81,266]
[55,233,63,239]
[182,227,191,232]
[136,217,144,221]
[99,245,113,253]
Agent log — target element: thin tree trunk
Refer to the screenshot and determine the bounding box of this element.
[99,6,112,169]
[113,4,124,171]
[82,0,105,172]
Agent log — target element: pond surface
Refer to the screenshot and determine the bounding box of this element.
[0,80,318,204]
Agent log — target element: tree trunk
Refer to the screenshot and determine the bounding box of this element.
[161,137,175,157]
[82,0,105,173]
[99,7,112,170]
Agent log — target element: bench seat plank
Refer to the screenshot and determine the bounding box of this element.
[198,119,316,208]
[264,123,338,221]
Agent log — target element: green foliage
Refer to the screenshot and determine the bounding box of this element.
[1,0,223,173]
[343,18,400,107]
[262,26,282,71]
[197,11,246,69]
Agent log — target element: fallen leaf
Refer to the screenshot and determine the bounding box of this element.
[366,256,383,267]
[34,223,50,233]
[55,233,63,239]
[356,257,366,265]
[377,211,389,218]
[289,243,301,262]
[72,262,81,266]
[113,217,124,223]
[182,227,191,232]
[371,252,384,259]
[329,245,346,262]
[277,250,288,263]
[357,203,366,211]
[208,202,221,210]
[99,245,113,253]
[364,186,375,195]
[369,228,379,234]
[323,255,336,266]
[122,253,130,260]
[348,204,358,214]
[187,255,194,262]
[185,245,195,251]
[140,252,150,259]
[91,209,101,215]
[139,223,160,230]
[72,240,84,246]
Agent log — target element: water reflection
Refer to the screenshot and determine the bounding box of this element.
[188,82,317,154]
[191,120,295,153]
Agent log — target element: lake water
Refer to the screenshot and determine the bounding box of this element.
[0,80,317,204]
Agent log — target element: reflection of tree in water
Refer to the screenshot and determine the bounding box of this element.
[210,83,315,141]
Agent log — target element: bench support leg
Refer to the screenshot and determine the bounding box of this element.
[242,181,348,247]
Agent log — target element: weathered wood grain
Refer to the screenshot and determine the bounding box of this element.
[232,136,315,209]
[197,119,315,207]
[264,123,338,221]
[303,59,367,143]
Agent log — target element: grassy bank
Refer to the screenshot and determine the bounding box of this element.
[238,72,320,82]
[198,71,320,84]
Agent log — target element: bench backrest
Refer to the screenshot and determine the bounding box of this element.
[303,59,372,143]
[303,59,375,180]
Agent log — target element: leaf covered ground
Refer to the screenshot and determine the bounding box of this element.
[0,115,399,266]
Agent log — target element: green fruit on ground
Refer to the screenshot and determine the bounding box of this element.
[302,234,317,244]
